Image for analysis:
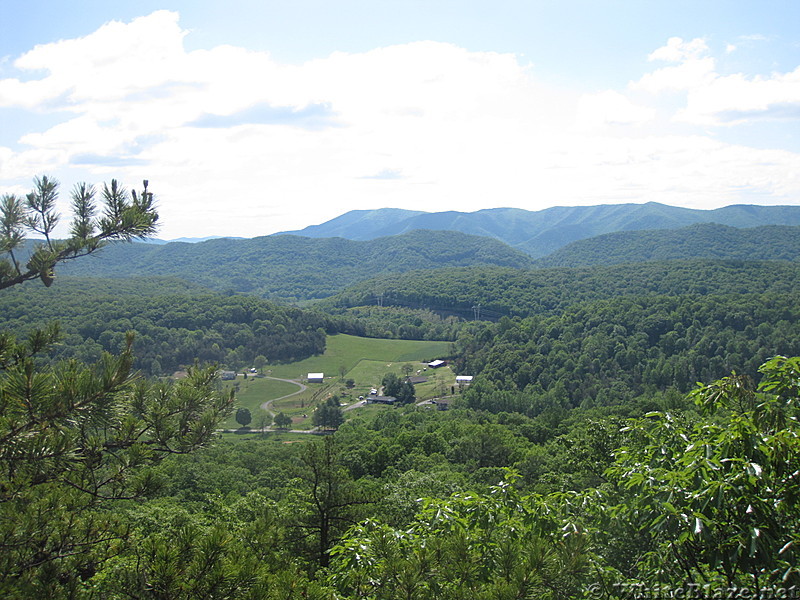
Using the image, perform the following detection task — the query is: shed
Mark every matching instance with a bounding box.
[428,360,446,369]
[307,373,324,383]
[455,376,473,385]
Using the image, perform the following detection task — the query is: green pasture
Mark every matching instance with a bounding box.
[262,334,451,380]
[223,334,454,430]
[413,365,457,401]
[221,376,302,429]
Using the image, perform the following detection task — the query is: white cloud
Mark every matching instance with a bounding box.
[574,90,655,130]
[648,37,710,62]
[631,36,800,127]
[678,66,800,125]
[632,38,716,93]
[0,15,798,238]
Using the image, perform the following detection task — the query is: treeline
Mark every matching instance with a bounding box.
[452,293,800,415]
[0,278,356,375]
[324,259,800,319]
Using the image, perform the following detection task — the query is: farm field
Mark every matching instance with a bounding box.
[224,334,454,430]
[262,334,451,379]
[220,377,300,429]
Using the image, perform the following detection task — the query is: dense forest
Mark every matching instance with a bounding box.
[452,293,800,413]
[536,223,800,267]
[0,278,358,375]
[2,179,800,598]
[323,259,800,319]
[55,229,534,301]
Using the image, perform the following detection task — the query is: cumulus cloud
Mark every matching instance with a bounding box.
[678,66,800,125]
[0,14,798,238]
[574,90,655,130]
[648,37,710,62]
[631,36,800,126]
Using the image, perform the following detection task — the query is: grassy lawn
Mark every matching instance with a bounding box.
[413,365,457,401]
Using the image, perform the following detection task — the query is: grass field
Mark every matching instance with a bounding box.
[223,334,454,430]
[263,334,451,379]
[220,376,300,429]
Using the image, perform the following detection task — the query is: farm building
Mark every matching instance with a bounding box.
[307,373,324,383]
[428,360,446,368]
[455,376,473,385]
[367,395,397,405]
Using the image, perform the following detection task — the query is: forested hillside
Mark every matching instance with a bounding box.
[55,229,533,301]
[4,178,800,597]
[323,259,800,319]
[537,223,800,267]
[452,293,800,413]
[0,278,356,375]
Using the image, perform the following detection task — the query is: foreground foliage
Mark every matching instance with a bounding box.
[0,177,234,597]
[326,356,800,598]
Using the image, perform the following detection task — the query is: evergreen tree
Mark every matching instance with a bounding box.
[0,176,233,596]
[1,176,158,290]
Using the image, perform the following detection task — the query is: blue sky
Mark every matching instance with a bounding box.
[1,1,799,238]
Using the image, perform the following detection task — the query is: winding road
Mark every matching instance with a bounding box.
[260,376,307,416]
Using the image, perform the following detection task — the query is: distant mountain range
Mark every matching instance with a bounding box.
[144,236,245,245]
[37,202,800,303]
[278,203,800,258]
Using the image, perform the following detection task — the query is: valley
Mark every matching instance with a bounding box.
[2,198,800,597]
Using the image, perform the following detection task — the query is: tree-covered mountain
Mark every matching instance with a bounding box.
[56,229,533,301]
[321,260,800,320]
[536,223,800,267]
[278,202,800,257]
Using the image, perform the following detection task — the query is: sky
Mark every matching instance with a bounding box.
[1,1,799,240]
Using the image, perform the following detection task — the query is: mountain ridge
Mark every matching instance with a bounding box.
[277,202,800,257]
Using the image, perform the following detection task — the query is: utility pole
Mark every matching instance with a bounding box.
[472,303,481,321]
